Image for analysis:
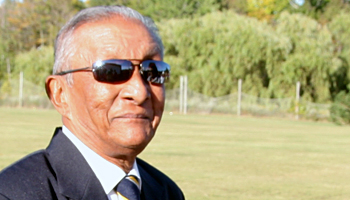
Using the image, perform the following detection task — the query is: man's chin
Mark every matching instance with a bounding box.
[108,127,154,146]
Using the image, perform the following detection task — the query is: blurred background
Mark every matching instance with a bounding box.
[2,1,350,199]
[1,0,350,124]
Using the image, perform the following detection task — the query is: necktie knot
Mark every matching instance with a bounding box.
[115,175,141,200]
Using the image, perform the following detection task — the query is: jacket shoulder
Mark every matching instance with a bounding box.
[0,150,57,199]
[137,158,185,200]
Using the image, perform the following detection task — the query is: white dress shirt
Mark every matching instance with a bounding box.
[62,126,142,200]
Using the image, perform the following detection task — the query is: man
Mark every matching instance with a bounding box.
[0,6,184,200]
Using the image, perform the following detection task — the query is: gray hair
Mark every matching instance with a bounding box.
[53,6,164,84]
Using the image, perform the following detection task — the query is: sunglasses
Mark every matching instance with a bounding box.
[55,59,170,84]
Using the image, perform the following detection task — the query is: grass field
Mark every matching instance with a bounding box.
[1,107,350,199]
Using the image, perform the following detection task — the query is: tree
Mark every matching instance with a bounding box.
[88,0,221,21]
[160,10,291,97]
[0,0,17,81]
[275,12,340,102]
[222,0,248,14]
[246,0,289,20]
[328,12,350,98]
[88,0,124,7]
[0,0,83,84]
[12,46,54,86]
[330,91,350,125]
[0,46,53,102]
[2,0,84,52]
[288,0,350,24]
[309,0,330,12]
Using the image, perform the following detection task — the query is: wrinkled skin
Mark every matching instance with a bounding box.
[46,16,165,172]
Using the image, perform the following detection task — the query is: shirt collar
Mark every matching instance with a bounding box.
[62,126,142,194]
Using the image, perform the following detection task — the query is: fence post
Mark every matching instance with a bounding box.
[179,76,184,113]
[295,81,300,120]
[179,75,188,114]
[184,75,187,115]
[237,79,242,116]
[19,71,23,107]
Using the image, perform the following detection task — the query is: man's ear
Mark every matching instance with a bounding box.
[45,75,71,118]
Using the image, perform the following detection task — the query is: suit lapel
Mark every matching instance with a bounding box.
[138,161,165,200]
[46,128,108,200]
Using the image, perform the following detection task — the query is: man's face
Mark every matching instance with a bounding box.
[64,16,165,161]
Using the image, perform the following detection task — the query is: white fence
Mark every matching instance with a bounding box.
[0,77,330,120]
[0,77,52,108]
[165,88,330,120]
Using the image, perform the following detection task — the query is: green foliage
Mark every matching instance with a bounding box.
[2,0,82,51]
[160,10,346,103]
[88,0,221,21]
[13,46,54,86]
[160,10,291,97]
[1,0,350,111]
[309,0,330,12]
[0,1,17,80]
[330,91,350,125]
[246,0,289,20]
[288,0,350,23]
[223,0,247,14]
[328,12,350,94]
[275,11,339,102]
[87,0,118,6]
[315,0,349,23]
[0,40,8,81]
[0,0,81,82]
[0,45,53,104]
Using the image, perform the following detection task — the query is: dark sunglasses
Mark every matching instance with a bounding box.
[55,59,170,84]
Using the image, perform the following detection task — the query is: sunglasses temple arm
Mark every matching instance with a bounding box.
[55,67,91,75]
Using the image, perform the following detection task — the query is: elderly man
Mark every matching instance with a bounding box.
[0,6,184,200]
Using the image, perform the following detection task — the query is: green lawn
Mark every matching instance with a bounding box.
[1,107,350,199]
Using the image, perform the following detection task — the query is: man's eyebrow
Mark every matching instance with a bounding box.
[97,44,161,60]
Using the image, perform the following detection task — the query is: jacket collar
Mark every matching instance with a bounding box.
[46,128,108,200]
[138,158,166,200]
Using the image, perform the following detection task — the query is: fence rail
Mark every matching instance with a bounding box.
[0,78,330,120]
[165,88,330,120]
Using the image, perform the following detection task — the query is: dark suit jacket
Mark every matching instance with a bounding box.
[0,128,184,200]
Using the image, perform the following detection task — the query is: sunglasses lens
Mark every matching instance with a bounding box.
[141,60,170,84]
[91,59,170,84]
[92,60,133,83]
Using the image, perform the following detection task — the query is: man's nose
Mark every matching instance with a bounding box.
[119,68,151,105]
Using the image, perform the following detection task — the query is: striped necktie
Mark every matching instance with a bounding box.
[115,175,141,200]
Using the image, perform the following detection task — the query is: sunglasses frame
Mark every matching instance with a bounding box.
[55,59,170,84]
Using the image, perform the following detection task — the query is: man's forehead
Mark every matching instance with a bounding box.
[74,16,148,41]
[73,16,161,60]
